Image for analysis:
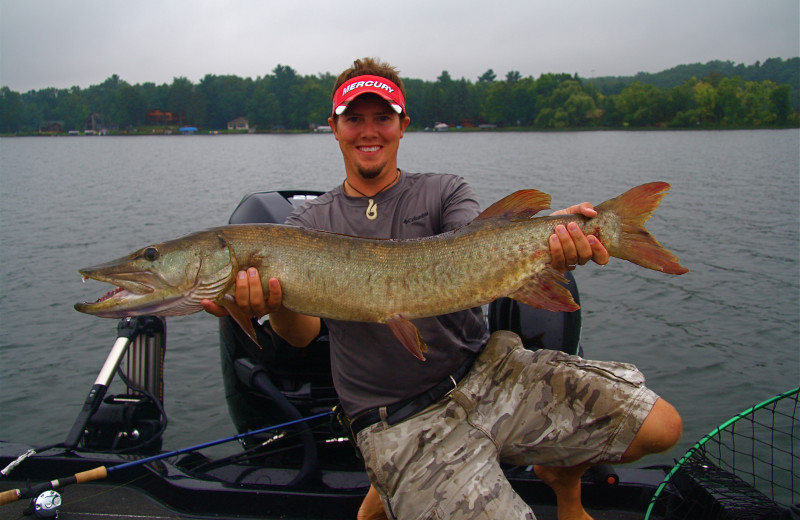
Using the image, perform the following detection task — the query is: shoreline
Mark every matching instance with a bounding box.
[3,124,798,138]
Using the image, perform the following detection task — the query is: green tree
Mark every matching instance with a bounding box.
[139,82,170,113]
[87,75,126,127]
[741,80,775,125]
[168,77,204,126]
[198,74,254,129]
[769,83,792,124]
[667,77,698,127]
[509,77,537,125]
[506,70,521,83]
[478,69,496,83]
[270,64,302,129]
[715,76,743,125]
[616,82,667,126]
[482,80,512,125]
[0,87,22,133]
[299,78,330,127]
[54,87,90,130]
[118,85,147,127]
[421,81,446,126]
[534,79,597,127]
[247,81,281,130]
[451,78,473,124]
[693,81,718,124]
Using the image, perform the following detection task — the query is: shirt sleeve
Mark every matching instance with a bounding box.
[440,175,481,232]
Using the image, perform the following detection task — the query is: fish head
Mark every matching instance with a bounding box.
[75,230,235,317]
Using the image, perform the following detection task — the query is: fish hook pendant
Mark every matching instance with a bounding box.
[366,199,378,220]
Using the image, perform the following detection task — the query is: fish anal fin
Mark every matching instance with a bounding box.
[508,267,580,312]
[385,317,428,361]
[476,189,552,221]
[220,295,263,349]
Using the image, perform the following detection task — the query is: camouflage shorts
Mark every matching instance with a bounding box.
[356,330,659,520]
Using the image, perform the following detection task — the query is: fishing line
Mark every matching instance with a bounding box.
[0,410,333,506]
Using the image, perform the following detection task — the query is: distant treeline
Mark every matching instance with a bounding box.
[1,58,797,134]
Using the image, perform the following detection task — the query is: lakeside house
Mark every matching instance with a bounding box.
[227,117,250,131]
[38,121,64,133]
[146,109,180,126]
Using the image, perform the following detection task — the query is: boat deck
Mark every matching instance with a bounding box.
[0,479,647,520]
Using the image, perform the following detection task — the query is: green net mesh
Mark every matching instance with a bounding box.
[646,387,799,520]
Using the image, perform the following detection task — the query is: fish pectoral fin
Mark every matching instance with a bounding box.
[220,296,263,349]
[508,267,580,312]
[385,317,428,361]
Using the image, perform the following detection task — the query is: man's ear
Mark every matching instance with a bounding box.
[399,115,410,138]
[328,116,338,140]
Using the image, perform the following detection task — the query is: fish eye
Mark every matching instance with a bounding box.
[143,247,160,261]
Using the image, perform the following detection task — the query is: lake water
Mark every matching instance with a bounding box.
[0,130,798,469]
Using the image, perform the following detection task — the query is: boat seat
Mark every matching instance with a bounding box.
[228,190,324,226]
[488,273,582,356]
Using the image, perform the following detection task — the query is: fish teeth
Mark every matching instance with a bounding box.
[95,287,124,303]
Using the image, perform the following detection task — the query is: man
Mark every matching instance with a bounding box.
[204,58,681,520]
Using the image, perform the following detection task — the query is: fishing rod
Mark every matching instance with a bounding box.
[0,410,333,506]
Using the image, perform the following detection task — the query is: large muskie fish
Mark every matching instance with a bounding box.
[76,182,688,360]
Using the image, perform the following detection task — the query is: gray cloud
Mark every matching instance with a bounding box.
[1,0,797,92]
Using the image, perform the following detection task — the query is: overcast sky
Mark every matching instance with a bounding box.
[1,0,797,92]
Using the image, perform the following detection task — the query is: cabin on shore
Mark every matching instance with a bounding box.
[227,117,250,131]
[146,110,180,126]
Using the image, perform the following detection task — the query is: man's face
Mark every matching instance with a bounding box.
[329,94,410,180]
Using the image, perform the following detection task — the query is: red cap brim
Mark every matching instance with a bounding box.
[332,75,405,116]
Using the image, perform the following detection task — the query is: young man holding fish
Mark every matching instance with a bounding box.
[203,58,682,520]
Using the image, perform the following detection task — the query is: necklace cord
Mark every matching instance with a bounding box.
[343,169,400,198]
[343,170,400,221]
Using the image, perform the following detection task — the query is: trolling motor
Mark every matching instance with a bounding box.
[63,316,167,453]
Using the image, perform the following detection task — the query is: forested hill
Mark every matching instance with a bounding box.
[587,57,799,97]
[1,57,798,134]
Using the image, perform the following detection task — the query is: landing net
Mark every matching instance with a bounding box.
[645,387,799,519]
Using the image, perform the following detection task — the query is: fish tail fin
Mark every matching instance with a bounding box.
[597,182,688,275]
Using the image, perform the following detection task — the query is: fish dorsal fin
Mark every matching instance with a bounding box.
[476,189,552,221]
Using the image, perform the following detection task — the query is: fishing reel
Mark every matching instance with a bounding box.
[24,490,61,518]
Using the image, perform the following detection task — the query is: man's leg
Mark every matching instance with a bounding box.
[357,485,388,520]
[534,398,683,520]
[619,398,683,462]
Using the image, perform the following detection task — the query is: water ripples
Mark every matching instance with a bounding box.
[1,130,797,461]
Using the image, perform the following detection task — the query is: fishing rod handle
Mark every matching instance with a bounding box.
[0,466,108,506]
[0,488,20,505]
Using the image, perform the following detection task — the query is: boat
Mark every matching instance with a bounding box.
[1,191,795,519]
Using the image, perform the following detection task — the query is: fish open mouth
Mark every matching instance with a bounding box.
[75,271,160,316]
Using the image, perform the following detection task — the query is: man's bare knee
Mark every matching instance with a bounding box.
[622,398,682,462]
